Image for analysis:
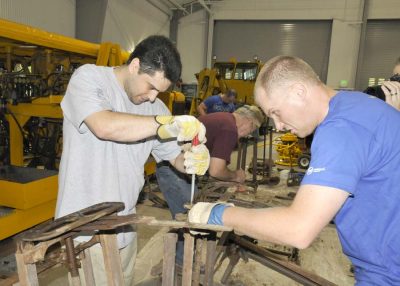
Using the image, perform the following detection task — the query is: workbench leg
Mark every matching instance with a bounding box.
[15,252,39,286]
[65,237,81,286]
[99,233,125,286]
[80,249,96,286]
[204,239,216,286]
[162,233,178,286]
[192,238,203,286]
[182,233,195,286]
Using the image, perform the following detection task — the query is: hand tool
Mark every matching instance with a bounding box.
[190,135,199,204]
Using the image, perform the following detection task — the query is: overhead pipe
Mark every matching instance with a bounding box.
[355,0,370,89]
[166,0,189,15]
[146,0,172,17]
[198,0,212,14]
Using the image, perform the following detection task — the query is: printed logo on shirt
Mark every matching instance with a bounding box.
[306,166,326,175]
[213,104,233,112]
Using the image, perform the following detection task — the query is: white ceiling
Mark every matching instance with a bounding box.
[147,0,224,17]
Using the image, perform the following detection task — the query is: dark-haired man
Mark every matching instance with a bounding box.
[197,88,237,115]
[55,35,209,285]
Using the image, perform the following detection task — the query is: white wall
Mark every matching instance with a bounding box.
[0,0,170,53]
[101,0,170,52]
[176,0,400,89]
[0,0,76,37]
[177,10,208,84]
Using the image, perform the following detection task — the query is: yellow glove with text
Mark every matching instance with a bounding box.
[183,144,210,175]
[155,115,206,142]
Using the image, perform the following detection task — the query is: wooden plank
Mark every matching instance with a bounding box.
[203,239,216,286]
[80,249,95,286]
[76,215,232,233]
[99,234,125,286]
[182,233,195,286]
[192,238,203,286]
[64,237,80,286]
[15,252,38,286]
[162,233,177,286]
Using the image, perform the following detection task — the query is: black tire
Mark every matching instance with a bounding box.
[298,154,311,169]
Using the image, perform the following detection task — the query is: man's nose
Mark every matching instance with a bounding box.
[274,120,285,131]
[148,90,159,102]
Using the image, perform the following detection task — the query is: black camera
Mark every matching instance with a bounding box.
[364,74,400,101]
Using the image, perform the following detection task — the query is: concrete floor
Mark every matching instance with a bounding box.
[0,134,355,285]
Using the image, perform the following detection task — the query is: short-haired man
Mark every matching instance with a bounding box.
[189,56,400,285]
[55,35,209,285]
[197,88,237,115]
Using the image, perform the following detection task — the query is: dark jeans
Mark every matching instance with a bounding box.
[156,163,199,266]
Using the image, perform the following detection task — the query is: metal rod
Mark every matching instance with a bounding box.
[268,127,273,179]
[65,237,79,279]
[252,136,257,184]
[231,235,337,286]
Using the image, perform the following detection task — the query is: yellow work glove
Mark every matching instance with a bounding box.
[183,144,210,175]
[155,115,206,142]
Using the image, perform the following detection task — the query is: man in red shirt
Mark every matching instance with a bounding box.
[155,105,264,267]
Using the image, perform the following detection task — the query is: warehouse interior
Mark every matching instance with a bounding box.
[0,0,399,285]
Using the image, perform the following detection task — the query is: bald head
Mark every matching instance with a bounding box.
[254,56,321,103]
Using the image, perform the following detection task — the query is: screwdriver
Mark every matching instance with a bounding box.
[190,135,199,205]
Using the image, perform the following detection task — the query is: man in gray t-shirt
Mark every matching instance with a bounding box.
[56,35,209,285]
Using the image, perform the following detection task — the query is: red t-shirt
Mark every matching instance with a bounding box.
[198,112,238,163]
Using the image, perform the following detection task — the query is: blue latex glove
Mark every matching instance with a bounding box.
[207,204,232,225]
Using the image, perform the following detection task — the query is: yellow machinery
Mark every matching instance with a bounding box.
[190,59,263,115]
[0,19,181,240]
[158,91,186,116]
[272,133,303,167]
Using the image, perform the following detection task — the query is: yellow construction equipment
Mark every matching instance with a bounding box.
[190,59,262,115]
[272,133,303,167]
[0,18,182,240]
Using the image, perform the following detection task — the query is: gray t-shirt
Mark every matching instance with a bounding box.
[56,64,181,248]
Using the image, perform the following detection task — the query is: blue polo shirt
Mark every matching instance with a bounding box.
[203,95,235,113]
[301,91,400,285]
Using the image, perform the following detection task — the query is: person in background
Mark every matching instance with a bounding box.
[197,88,237,115]
[189,55,400,285]
[55,35,209,285]
[381,57,400,110]
[155,105,264,268]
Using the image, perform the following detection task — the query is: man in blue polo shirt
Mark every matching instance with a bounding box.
[188,55,400,285]
[197,88,237,115]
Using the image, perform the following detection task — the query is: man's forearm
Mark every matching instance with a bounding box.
[222,185,349,249]
[223,206,314,249]
[211,168,240,182]
[85,110,159,142]
[197,104,207,116]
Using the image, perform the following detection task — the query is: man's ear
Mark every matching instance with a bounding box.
[128,58,140,75]
[290,82,307,102]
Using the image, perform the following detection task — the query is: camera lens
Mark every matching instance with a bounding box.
[364,85,386,101]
